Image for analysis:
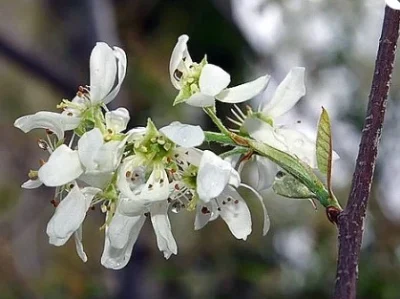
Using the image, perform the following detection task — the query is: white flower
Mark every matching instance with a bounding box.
[170,34,270,107]
[102,184,178,269]
[244,67,321,167]
[38,108,130,188]
[116,120,205,205]
[62,42,127,118]
[46,184,101,262]
[194,150,270,240]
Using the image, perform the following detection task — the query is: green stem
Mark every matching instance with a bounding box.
[203,105,342,210]
[219,147,249,159]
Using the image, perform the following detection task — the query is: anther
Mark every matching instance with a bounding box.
[201,207,210,214]
[234,200,239,204]
[39,159,46,166]
[45,129,53,135]
[37,139,48,150]
[227,197,232,202]
[50,199,59,207]
[148,184,153,189]
[144,212,150,217]
[125,171,132,178]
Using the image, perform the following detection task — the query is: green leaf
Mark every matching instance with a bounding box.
[272,171,317,199]
[316,107,333,193]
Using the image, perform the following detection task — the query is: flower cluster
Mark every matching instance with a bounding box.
[14,35,340,269]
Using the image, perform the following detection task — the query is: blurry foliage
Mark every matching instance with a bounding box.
[1,0,400,298]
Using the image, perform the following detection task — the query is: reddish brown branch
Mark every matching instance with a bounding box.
[333,7,400,299]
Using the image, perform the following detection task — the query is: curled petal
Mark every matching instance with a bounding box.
[90,42,117,104]
[94,138,127,172]
[101,215,146,270]
[74,227,87,262]
[169,34,192,89]
[103,47,127,104]
[240,183,270,236]
[108,212,145,249]
[185,93,215,107]
[39,145,83,187]
[194,201,213,230]
[138,167,169,202]
[46,185,87,246]
[150,201,177,259]
[160,122,205,148]
[197,150,233,202]
[216,74,270,104]
[262,67,306,118]
[78,128,103,170]
[240,156,277,191]
[199,64,230,96]
[14,111,80,140]
[105,108,130,133]
[217,186,252,240]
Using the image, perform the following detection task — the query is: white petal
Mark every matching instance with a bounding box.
[217,186,251,240]
[197,150,233,202]
[386,0,400,10]
[150,201,177,259]
[194,201,213,230]
[262,67,306,118]
[105,108,130,133]
[169,34,192,89]
[240,183,270,235]
[101,215,146,270]
[74,227,87,262]
[275,128,317,168]
[228,168,241,188]
[185,92,215,107]
[240,156,277,191]
[118,196,147,217]
[108,212,145,249]
[244,118,287,152]
[199,64,231,96]
[94,139,126,172]
[138,168,170,202]
[14,111,79,140]
[102,47,127,104]
[39,145,84,187]
[117,157,141,200]
[90,42,117,104]
[174,147,203,166]
[216,74,270,104]
[21,179,42,189]
[78,128,103,170]
[126,127,147,143]
[46,184,87,246]
[78,172,113,189]
[160,122,205,147]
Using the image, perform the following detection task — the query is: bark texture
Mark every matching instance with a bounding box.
[333,7,400,299]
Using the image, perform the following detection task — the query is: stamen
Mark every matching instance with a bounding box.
[231,108,244,123]
[227,117,242,127]
[125,171,132,178]
[234,104,246,120]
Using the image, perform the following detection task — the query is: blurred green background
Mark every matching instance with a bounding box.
[1,0,400,298]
